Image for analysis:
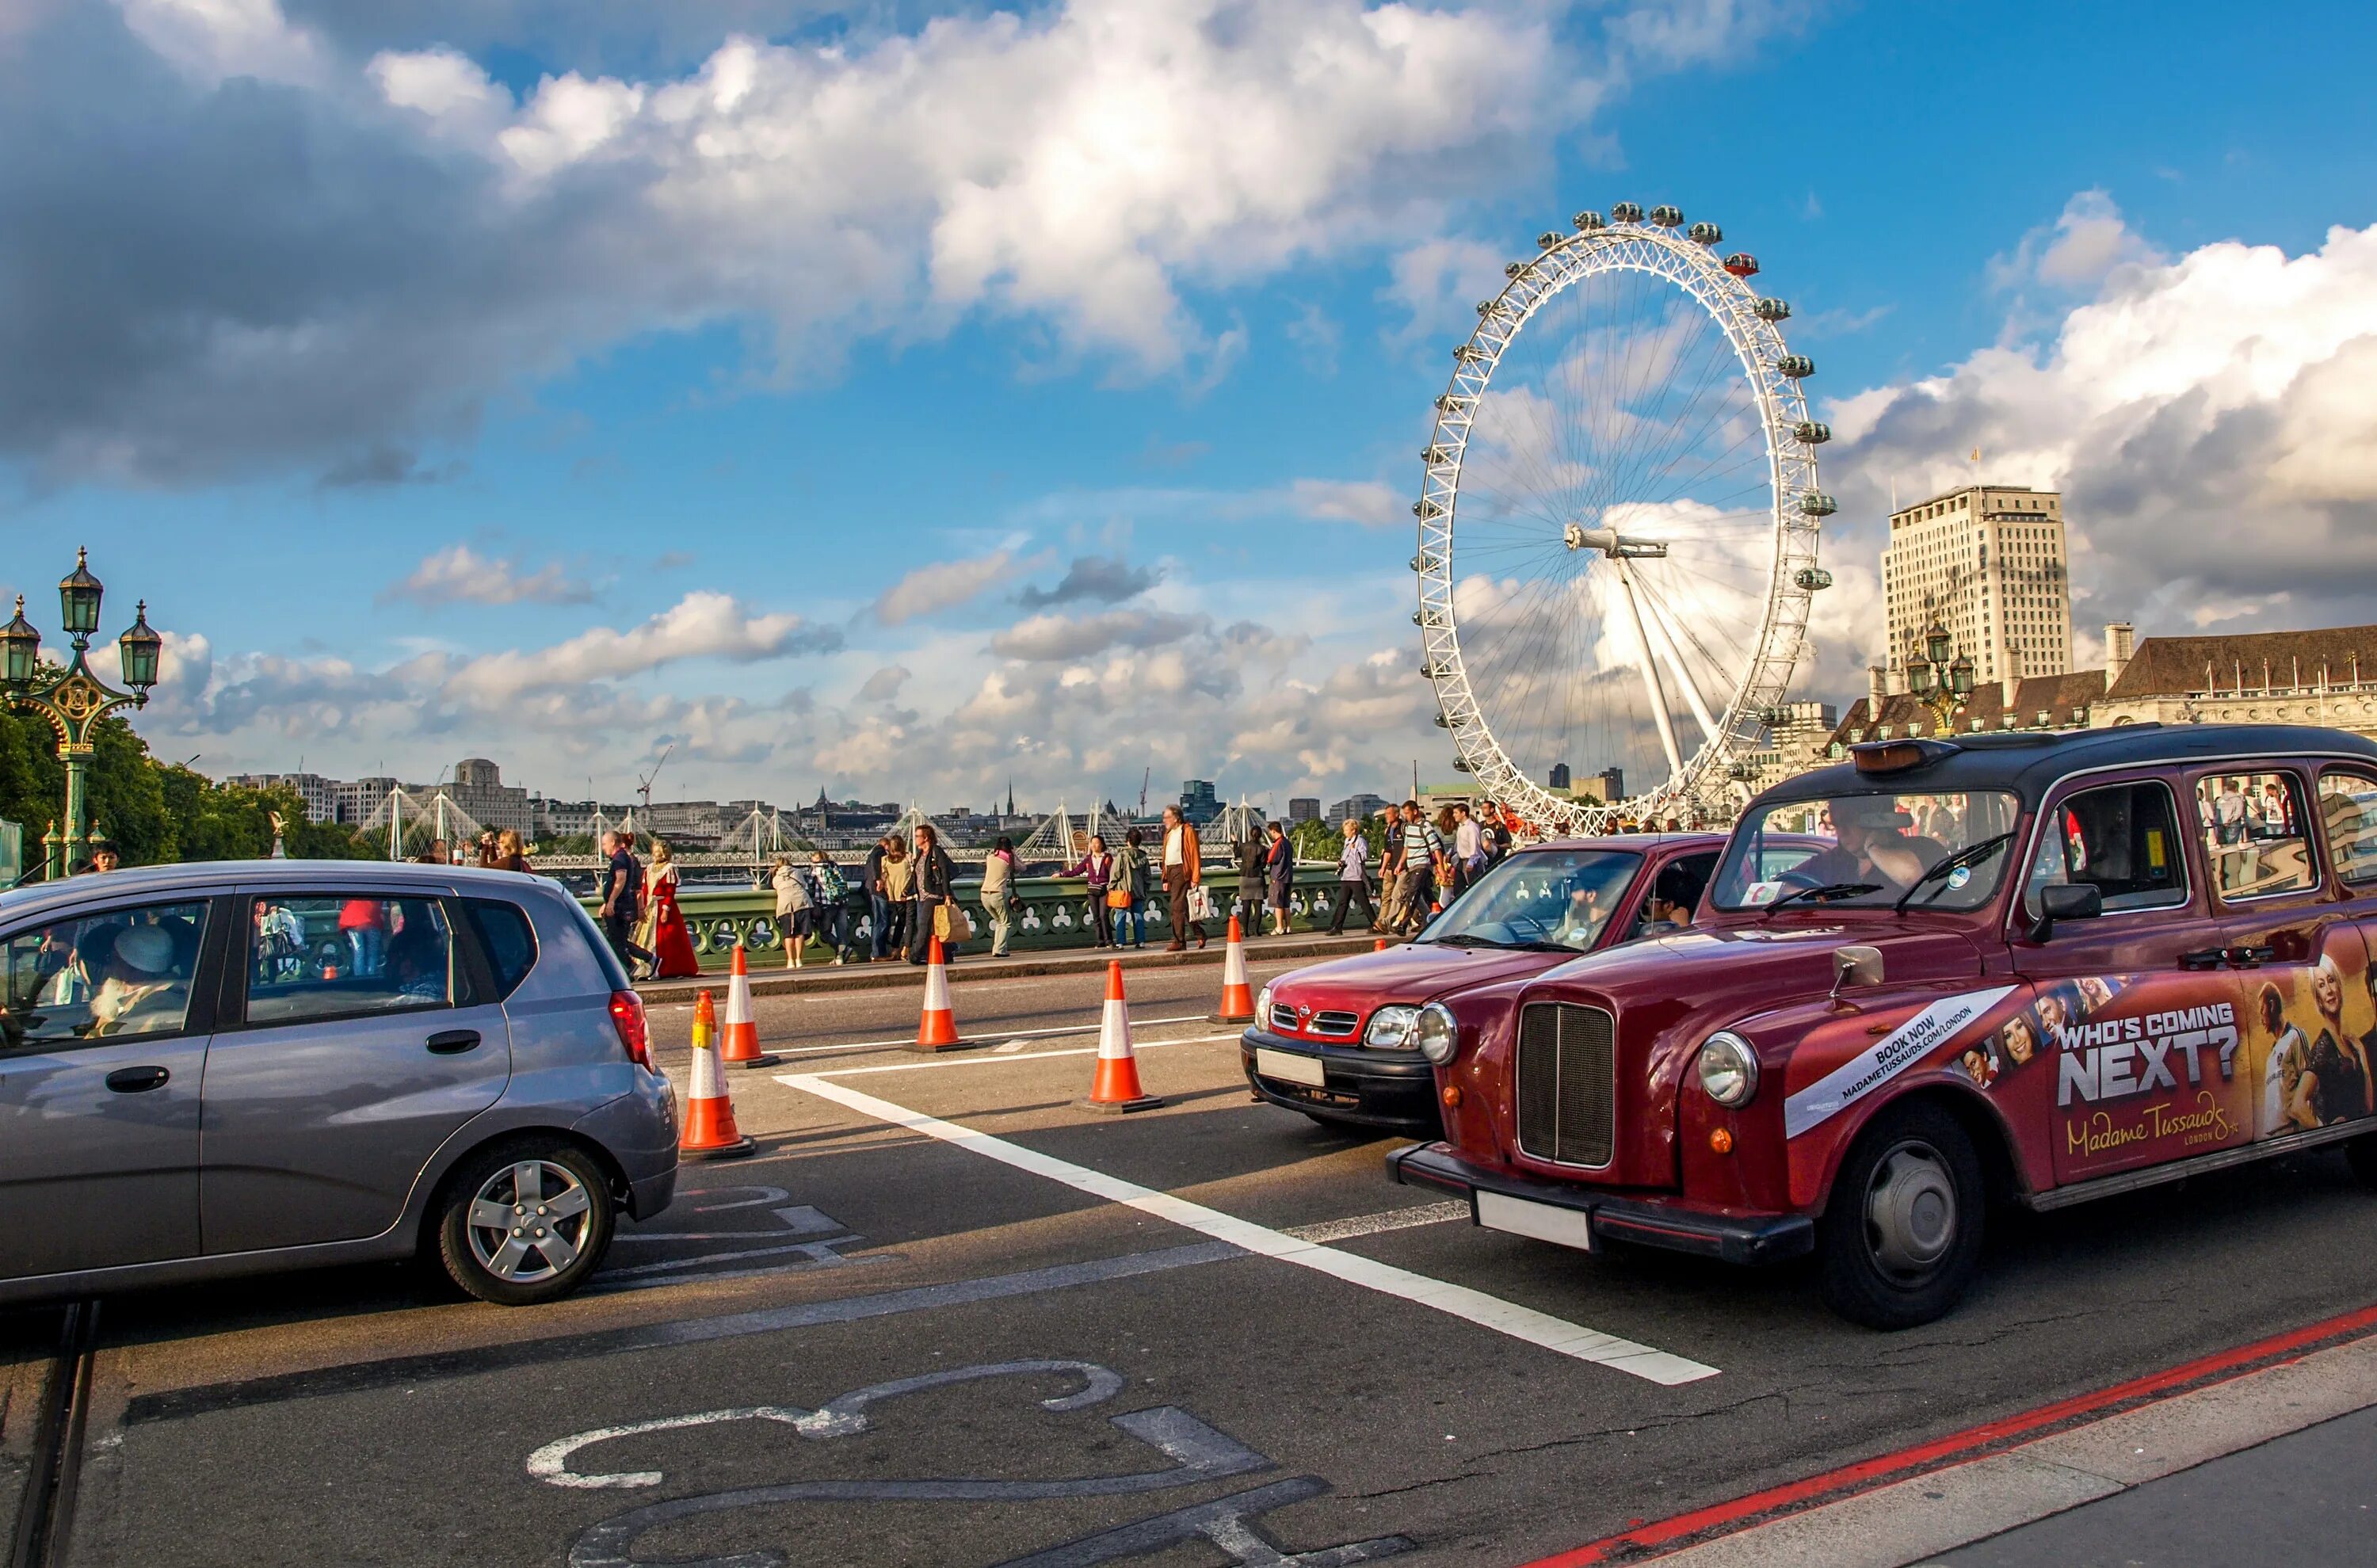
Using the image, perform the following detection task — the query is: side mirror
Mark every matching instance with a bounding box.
[1829,944,1884,1004]
[2028,882,2103,942]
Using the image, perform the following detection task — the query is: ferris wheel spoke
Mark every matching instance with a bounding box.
[1597,317,1737,516]
[1635,578,1726,742]
[1609,559,1684,784]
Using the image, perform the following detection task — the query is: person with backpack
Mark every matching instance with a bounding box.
[770,853,813,969]
[808,850,850,964]
[1115,828,1151,949]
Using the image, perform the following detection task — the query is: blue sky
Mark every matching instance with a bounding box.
[6,0,2376,813]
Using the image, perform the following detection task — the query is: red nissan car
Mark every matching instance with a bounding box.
[1241,834,1818,1135]
[1391,725,2377,1329]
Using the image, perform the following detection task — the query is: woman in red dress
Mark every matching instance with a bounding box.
[643,841,702,979]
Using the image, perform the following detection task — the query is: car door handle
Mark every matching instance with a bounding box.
[105,1066,170,1093]
[425,1029,483,1055]
[2178,948,2227,971]
[2225,944,2276,967]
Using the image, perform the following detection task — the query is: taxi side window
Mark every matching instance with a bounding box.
[1637,853,1715,934]
[0,901,212,1052]
[2027,781,2188,914]
[2317,769,2377,885]
[2195,772,2315,900]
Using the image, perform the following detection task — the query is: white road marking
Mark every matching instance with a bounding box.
[779,1074,1719,1387]
[1282,1202,1471,1244]
[811,1032,1240,1076]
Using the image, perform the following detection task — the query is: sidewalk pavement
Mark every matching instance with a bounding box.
[1929,1402,2377,1566]
[633,930,1388,1002]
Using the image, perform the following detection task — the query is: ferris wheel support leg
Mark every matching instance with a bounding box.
[1640,583,1723,742]
[1614,559,1685,787]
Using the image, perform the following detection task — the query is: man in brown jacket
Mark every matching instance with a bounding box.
[1161,804,1207,951]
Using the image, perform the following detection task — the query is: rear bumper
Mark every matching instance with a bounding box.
[1387,1142,1814,1267]
[1239,1029,1440,1135]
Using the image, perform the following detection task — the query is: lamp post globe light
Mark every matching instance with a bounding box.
[1902,621,1974,732]
[0,548,163,878]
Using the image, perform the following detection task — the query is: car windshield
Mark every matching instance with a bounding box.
[1711,790,2023,911]
[1423,849,1643,952]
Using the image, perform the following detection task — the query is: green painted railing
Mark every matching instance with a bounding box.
[584,867,1356,969]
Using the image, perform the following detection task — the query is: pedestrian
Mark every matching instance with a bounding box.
[88,845,121,873]
[597,830,652,977]
[475,829,500,868]
[770,853,813,969]
[982,836,1018,958]
[1116,828,1150,948]
[1234,830,1265,929]
[643,841,700,979]
[863,835,893,961]
[880,834,914,958]
[1069,834,1116,948]
[1325,816,1375,934]
[416,837,450,866]
[809,850,850,963]
[1375,807,1409,933]
[1161,805,1206,952]
[1452,803,1484,898]
[338,894,386,976]
[491,829,532,873]
[907,823,959,964]
[1262,820,1294,936]
[1398,801,1447,934]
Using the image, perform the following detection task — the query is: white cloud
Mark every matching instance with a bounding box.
[989,608,1205,662]
[1988,189,2165,294]
[438,590,839,703]
[873,549,1028,625]
[1815,202,2377,691]
[1285,477,1406,527]
[6,0,1798,484]
[383,543,596,607]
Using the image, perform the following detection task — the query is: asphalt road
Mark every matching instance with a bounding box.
[10,952,2377,1567]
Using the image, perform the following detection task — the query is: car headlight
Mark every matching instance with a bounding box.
[1257,984,1273,1021]
[1415,1003,1459,1065]
[1365,1005,1418,1049]
[1697,1030,1760,1108]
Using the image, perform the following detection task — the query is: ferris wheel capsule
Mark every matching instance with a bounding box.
[1724,254,1761,277]
[1795,567,1835,590]
[1800,492,1838,517]
[1573,210,1606,231]
[1648,205,1684,227]
[1688,221,1723,245]
[1537,231,1565,250]
[1609,200,1643,223]
[1794,420,1833,444]
[1776,354,1815,378]
[1753,297,1791,321]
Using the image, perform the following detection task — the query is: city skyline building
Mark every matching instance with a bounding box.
[1881,483,2072,688]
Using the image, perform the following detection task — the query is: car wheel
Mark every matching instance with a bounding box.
[2347,1133,2377,1190]
[436,1139,616,1307]
[1816,1102,1983,1330]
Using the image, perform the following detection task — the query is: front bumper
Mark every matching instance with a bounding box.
[1239,1029,1440,1135]
[1387,1142,1814,1266]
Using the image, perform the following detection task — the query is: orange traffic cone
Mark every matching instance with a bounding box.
[680,992,755,1161]
[1375,937,1389,952]
[913,935,967,1052]
[1082,960,1162,1114]
[1209,915,1257,1024]
[719,944,778,1069]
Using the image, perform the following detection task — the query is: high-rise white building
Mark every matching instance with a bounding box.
[1881,484,2072,686]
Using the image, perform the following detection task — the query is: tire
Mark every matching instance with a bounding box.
[1816,1102,1984,1330]
[2348,1133,2377,1190]
[435,1138,616,1307]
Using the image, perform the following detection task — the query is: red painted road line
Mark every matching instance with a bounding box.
[1524,1299,2377,1566]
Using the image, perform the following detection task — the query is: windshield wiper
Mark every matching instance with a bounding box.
[1892,832,2016,913]
[1425,932,1499,948]
[1763,880,1883,914]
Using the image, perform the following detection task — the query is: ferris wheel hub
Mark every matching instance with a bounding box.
[1563,523,1669,559]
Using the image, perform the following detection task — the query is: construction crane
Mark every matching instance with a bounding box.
[637,743,673,812]
[1138,767,1150,818]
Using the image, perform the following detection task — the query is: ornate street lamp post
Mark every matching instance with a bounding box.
[1902,621,1974,734]
[1,548,162,878]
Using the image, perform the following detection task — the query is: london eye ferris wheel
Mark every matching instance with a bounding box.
[1414,203,1835,833]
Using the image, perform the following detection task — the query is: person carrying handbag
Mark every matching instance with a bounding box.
[1115,829,1150,949]
[906,824,962,965]
[1160,805,1206,952]
[1069,834,1117,948]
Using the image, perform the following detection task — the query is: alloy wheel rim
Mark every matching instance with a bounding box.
[1863,1139,1956,1282]
[466,1160,594,1284]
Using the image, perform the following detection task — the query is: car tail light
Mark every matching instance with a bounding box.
[609,990,654,1071]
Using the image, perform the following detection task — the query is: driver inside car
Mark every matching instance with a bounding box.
[86,924,189,1037]
[1548,885,1605,948]
[1794,796,1940,893]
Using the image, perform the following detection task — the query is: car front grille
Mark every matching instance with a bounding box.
[1269,1003,1299,1032]
[1309,1009,1360,1038]
[1269,1003,1363,1039]
[1513,1001,1616,1169]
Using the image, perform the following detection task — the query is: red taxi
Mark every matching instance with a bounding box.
[1242,834,1817,1135]
[1391,725,2377,1328]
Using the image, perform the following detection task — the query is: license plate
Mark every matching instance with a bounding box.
[1254,1047,1327,1088]
[1476,1192,1594,1253]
